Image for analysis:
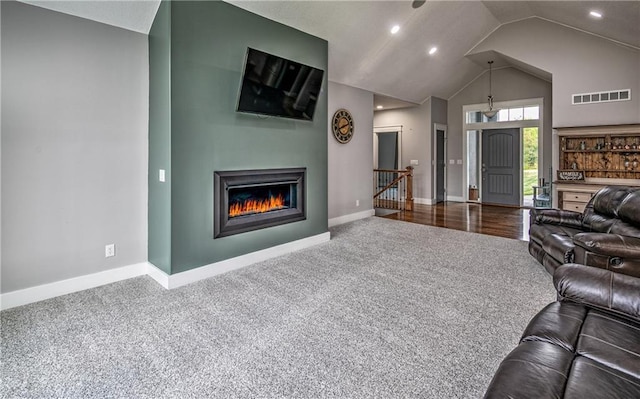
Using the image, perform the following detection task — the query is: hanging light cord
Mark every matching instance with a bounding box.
[488,61,494,110]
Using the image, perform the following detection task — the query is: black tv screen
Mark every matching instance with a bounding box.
[236,48,324,121]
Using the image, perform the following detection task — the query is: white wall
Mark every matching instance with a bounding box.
[447,67,552,197]
[468,17,640,127]
[327,82,374,223]
[1,2,149,293]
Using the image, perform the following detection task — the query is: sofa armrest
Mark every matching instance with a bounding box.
[530,208,583,228]
[573,233,640,259]
[553,264,640,322]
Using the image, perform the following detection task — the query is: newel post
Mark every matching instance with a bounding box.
[405,166,414,211]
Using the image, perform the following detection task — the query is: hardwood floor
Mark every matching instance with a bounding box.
[378,202,531,241]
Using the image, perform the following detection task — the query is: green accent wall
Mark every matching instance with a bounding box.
[148,0,172,274]
[149,1,329,275]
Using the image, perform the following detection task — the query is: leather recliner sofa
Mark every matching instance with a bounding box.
[484,263,640,398]
[528,185,640,277]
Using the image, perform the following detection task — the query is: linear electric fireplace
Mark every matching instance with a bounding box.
[214,168,306,238]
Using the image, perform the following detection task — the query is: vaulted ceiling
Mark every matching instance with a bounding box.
[21,1,640,109]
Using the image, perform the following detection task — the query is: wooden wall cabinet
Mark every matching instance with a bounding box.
[560,134,640,179]
[555,124,640,212]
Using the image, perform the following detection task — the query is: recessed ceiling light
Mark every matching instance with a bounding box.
[589,10,603,18]
[429,47,438,55]
[377,105,384,109]
[390,25,400,34]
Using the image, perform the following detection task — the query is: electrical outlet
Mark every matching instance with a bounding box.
[105,244,115,258]
[356,199,360,207]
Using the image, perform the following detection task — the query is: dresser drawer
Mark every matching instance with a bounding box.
[562,191,592,203]
[563,201,587,213]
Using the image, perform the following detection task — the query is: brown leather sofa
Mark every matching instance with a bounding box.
[529,185,640,277]
[484,263,640,398]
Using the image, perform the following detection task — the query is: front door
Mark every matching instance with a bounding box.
[481,128,520,206]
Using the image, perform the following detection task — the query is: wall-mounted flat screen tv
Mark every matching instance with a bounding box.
[236,48,324,121]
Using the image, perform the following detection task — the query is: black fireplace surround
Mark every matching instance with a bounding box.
[214,168,306,238]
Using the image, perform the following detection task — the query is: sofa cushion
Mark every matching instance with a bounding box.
[529,223,583,246]
[583,186,639,232]
[542,234,576,264]
[618,190,640,226]
[520,302,586,352]
[483,341,574,399]
[563,356,640,399]
[577,310,640,380]
[609,219,640,237]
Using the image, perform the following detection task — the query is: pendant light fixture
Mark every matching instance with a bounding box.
[483,61,499,119]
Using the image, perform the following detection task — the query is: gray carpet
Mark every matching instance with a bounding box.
[1,217,555,398]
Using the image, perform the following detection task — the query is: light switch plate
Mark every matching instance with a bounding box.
[159,169,166,182]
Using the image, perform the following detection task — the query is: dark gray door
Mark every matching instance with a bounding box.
[435,128,446,203]
[377,132,398,169]
[481,128,520,206]
[377,132,398,189]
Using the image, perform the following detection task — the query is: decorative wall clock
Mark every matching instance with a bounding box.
[332,109,354,144]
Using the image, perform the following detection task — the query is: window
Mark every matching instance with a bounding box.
[465,105,540,124]
[523,106,539,120]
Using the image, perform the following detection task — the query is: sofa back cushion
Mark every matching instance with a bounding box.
[582,186,640,233]
[618,190,640,226]
[609,191,640,237]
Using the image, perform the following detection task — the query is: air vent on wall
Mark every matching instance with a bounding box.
[572,89,631,105]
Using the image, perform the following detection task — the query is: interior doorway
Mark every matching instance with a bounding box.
[373,128,402,202]
[481,128,521,206]
[376,132,399,170]
[373,127,402,170]
[433,124,447,203]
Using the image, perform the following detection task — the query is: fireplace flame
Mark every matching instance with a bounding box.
[229,193,286,217]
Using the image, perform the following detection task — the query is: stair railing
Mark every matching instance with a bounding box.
[373,166,414,211]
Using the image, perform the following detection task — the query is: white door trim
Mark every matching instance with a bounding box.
[373,125,403,169]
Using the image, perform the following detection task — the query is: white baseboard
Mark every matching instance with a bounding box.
[0,262,148,311]
[1,232,331,310]
[414,197,434,205]
[328,209,374,228]
[446,195,465,202]
[147,231,331,289]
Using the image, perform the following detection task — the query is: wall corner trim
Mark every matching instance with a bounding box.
[328,209,375,228]
[0,262,149,311]
[146,262,170,289]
